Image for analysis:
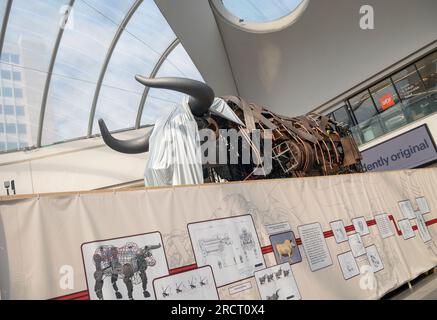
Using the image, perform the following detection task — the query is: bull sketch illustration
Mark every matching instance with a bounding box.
[92,242,161,300]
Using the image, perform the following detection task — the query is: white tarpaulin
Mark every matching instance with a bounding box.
[144,96,203,187]
[144,97,244,187]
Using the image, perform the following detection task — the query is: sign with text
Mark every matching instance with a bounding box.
[379,93,396,110]
[361,125,437,172]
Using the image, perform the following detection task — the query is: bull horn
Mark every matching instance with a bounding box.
[145,244,162,251]
[98,119,152,154]
[135,76,215,117]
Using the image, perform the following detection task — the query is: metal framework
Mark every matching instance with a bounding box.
[87,0,144,137]
[0,0,13,61]
[0,0,189,153]
[36,0,76,148]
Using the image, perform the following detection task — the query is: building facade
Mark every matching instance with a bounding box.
[0,49,32,152]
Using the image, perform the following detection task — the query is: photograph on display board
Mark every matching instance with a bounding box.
[352,216,370,236]
[153,266,219,300]
[398,200,415,220]
[374,213,395,239]
[254,263,301,300]
[337,251,360,280]
[398,219,416,240]
[188,215,265,287]
[270,231,302,265]
[81,232,169,300]
[416,196,431,214]
[348,233,366,258]
[330,220,348,243]
[366,245,384,273]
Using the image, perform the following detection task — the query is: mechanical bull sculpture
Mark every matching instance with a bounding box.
[99,76,362,186]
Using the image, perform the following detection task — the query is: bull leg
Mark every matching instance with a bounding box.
[112,274,122,299]
[93,254,104,300]
[123,264,134,300]
[94,270,104,300]
[123,277,134,300]
[140,270,150,298]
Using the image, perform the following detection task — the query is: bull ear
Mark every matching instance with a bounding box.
[99,119,152,154]
[135,76,215,117]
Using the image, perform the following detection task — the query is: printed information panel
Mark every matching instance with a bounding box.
[298,223,332,272]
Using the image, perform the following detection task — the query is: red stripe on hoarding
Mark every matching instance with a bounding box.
[426,218,437,226]
[52,291,88,300]
[367,219,377,226]
[345,225,355,232]
[389,215,402,236]
[169,263,198,275]
[261,245,273,254]
[323,230,334,238]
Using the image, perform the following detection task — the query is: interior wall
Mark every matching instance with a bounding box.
[159,0,437,116]
[216,0,437,116]
[0,129,150,195]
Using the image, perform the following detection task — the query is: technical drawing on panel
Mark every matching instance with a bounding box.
[188,215,265,287]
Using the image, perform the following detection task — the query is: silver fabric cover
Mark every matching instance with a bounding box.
[144,96,203,187]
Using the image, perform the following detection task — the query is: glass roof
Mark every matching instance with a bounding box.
[221,0,305,23]
[0,0,203,153]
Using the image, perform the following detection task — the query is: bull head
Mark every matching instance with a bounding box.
[98,76,215,154]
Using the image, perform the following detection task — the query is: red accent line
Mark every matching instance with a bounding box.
[345,225,355,232]
[169,263,197,275]
[52,291,88,300]
[73,295,90,301]
[389,215,402,236]
[262,245,273,254]
[323,230,334,238]
[367,219,377,226]
[426,218,437,226]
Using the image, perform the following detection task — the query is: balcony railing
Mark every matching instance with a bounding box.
[351,94,437,146]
